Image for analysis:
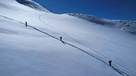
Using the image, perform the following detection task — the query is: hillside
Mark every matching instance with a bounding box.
[0,0,136,76]
[68,13,136,34]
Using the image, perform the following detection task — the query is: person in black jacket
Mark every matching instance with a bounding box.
[109,60,112,66]
[25,22,27,27]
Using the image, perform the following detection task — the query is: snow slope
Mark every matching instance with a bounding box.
[0,0,136,76]
[68,13,136,34]
[16,0,52,12]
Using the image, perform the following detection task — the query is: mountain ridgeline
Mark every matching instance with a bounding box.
[16,0,52,12]
[68,13,136,34]
[0,0,136,76]
[15,0,136,34]
[1,0,135,34]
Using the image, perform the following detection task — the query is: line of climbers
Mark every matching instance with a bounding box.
[25,21,112,66]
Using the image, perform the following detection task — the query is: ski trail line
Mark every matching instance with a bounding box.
[39,14,136,76]
[39,14,112,61]
[0,15,135,76]
[39,14,88,47]
[27,25,135,76]
[39,14,53,28]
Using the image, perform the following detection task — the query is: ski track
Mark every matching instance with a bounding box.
[28,25,136,76]
[0,15,136,76]
[39,14,136,76]
[39,14,112,61]
[39,14,85,45]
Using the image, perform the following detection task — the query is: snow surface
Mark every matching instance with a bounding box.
[0,0,136,76]
[68,13,136,33]
[16,0,52,12]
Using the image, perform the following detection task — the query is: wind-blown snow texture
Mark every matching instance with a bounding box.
[0,0,136,76]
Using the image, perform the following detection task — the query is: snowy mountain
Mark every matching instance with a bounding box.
[68,13,115,25]
[68,13,136,34]
[0,0,136,76]
[16,0,52,12]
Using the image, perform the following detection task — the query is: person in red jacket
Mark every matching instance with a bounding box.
[60,36,62,41]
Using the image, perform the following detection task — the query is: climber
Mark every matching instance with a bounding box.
[60,36,62,41]
[25,22,27,27]
[109,60,112,66]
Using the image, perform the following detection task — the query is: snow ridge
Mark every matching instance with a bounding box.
[117,20,136,34]
[1,0,136,76]
[68,13,136,34]
[68,13,115,25]
[16,0,52,12]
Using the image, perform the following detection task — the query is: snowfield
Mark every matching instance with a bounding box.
[0,0,136,76]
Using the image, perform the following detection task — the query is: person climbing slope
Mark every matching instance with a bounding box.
[25,22,27,27]
[109,60,112,66]
[60,36,62,41]
[60,36,65,44]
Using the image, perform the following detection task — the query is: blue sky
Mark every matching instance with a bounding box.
[32,0,136,21]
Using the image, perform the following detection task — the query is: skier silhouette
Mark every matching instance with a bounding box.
[109,60,112,66]
[25,22,27,27]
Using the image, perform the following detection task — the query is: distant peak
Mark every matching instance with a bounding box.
[68,13,115,25]
[16,0,52,12]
